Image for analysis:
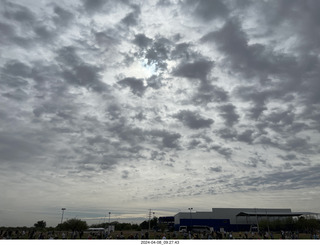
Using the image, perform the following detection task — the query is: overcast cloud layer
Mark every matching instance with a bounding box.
[1,0,320,227]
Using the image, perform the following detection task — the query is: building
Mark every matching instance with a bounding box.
[174,208,311,232]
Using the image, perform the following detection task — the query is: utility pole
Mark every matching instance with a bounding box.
[148,209,152,232]
[255,208,260,233]
[266,210,270,235]
[61,208,66,224]
[188,208,193,229]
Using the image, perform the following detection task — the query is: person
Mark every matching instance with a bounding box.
[183,232,187,239]
[162,234,166,239]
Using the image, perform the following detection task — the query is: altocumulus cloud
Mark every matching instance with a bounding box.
[0,0,320,227]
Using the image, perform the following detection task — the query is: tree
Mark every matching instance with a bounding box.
[34,220,46,229]
[139,217,158,230]
[56,218,88,231]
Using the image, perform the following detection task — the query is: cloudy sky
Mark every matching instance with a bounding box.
[1,0,320,227]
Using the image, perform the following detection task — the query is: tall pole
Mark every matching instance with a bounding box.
[108,212,111,233]
[188,208,193,228]
[266,210,270,235]
[148,209,152,232]
[61,208,66,224]
[255,208,260,233]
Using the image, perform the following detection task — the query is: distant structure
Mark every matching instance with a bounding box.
[158,216,175,231]
[173,208,314,232]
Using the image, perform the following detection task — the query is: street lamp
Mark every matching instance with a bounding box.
[61,208,66,224]
[188,208,193,228]
[107,212,111,233]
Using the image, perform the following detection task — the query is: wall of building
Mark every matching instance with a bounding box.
[174,208,293,232]
[211,208,292,224]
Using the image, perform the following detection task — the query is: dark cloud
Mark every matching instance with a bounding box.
[0,130,46,163]
[145,37,171,71]
[201,19,248,59]
[0,21,31,48]
[254,0,320,53]
[94,30,120,49]
[282,137,313,154]
[216,128,237,141]
[173,110,213,129]
[53,6,74,26]
[34,25,55,40]
[182,0,229,21]
[133,33,153,49]
[82,0,107,13]
[121,4,141,27]
[156,0,172,7]
[106,104,123,120]
[56,47,108,92]
[118,77,146,97]
[192,84,229,105]
[0,2,70,47]
[278,154,298,161]
[146,75,163,90]
[87,135,110,145]
[201,19,299,80]
[62,65,107,92]
[2,1,35,24]
[210,145,232,159]
[237,165,320,191]
[0,21,15,41]
[218,103,239,127]
[172,58,229,105]
[2,60,32,78]
[187,139,201,150]
[2,88,28,101]
[133,111,146,121]
[233,85,281,119]
[148,129,181,149]
[266,110,294,125]
[150,150,166,161]
[172,59,214,82]
[171,42,195,60]
[237,129,255,144]
[209,166,222,172]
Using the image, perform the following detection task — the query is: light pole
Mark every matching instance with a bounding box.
[148,209,151,232]
[61,208,66,224]
[188,208,193,228]
[266,210,270,235]
[108,212,111,233]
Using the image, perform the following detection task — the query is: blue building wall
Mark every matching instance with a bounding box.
[175,218,251,232]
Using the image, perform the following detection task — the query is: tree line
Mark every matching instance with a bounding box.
[259,217,320,233]
[1,217,160,232]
